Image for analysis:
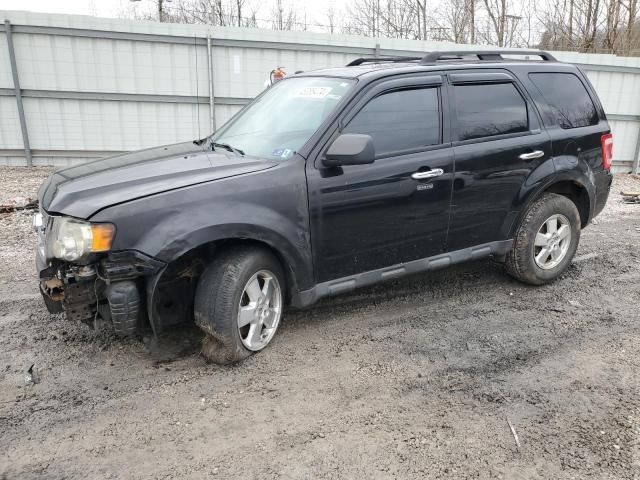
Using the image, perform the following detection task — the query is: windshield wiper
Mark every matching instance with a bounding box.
[211,141,244,156]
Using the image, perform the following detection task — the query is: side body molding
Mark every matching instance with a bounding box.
[294,240,513,307]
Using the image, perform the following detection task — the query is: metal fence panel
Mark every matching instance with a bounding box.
[21,97,210,151]
[0,96,21,148]
[608,119,640,172]
[12,34,210,96]
[583,70,640,116]
[0,31,13,87]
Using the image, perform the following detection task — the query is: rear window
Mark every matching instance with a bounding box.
[529,73,599,129]
[453,83,528,141]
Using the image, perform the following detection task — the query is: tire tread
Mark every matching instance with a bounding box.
[506,193,580,285]
[194,246,284,364]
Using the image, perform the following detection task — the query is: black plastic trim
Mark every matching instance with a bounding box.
[100,250,166,281]
[293,240,513,307]
[421,50,557,64]
[449,72,514,84]
[347,56,422,66]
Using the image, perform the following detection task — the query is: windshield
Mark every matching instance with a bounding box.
[212,77,355,159]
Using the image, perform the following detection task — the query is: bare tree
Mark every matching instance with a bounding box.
[344,0,383,37]
[272,0,297,30]
[481,0,508,46]
[623,0,639,52]
[538,0,626,53]
[381,0,418,38]
[324,6,337,34]
[434,0,472,42]
[604,0,621,49]
[415,0,428,39]
[148,0,258,27]
[120,0,640,56]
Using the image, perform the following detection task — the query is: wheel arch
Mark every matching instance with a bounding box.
[144,227,312,335]
[510,173,595,237]
[157,222,311,288]
[186,236,300,302]
[543,180,591,228]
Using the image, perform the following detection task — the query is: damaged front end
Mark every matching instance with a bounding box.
[35,211,165,335]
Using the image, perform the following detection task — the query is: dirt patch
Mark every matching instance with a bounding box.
[0,170,639,479]
[0,167,55,294]
[0,166,54,205]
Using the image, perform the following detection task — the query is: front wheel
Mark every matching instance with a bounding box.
[194,247,285,364]
[506,193,581,285]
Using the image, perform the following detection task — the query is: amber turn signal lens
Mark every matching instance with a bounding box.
[91,223,115,252]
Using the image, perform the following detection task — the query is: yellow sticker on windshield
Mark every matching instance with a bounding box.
[295,86,332,98]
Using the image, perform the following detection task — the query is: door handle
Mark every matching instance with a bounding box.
[519,150,545,160]
[411,168,444,180]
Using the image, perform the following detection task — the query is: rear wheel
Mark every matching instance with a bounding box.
[194,246,285,364]
[506,193,581,285]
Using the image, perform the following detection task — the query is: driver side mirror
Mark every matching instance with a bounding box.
[322,133,375,167]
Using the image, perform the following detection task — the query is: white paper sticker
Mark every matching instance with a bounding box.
[295,86,332,98]
[233,55,241,74]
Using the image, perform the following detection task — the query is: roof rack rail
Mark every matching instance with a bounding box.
[420,50,557,64]
[347,56,422,66]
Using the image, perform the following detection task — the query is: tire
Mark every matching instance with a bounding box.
[506,193,581,285]
[106,281,140,337]
[194,246,285,364]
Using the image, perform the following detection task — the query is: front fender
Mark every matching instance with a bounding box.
[90,160,314,290]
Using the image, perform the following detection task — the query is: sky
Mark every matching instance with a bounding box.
[0,0,341,29]
[0,0,124,16]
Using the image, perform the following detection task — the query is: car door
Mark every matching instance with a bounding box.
[306,75,454,282]
[446,71,553,251]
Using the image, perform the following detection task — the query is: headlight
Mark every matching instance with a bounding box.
[47,217,115,261]
[32,213,44,232]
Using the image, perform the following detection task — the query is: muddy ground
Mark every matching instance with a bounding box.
[0,167,639,479]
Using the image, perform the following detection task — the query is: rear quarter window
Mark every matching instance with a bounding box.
[529,72,599,129]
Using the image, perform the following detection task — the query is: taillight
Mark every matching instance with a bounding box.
[601,133,613,171]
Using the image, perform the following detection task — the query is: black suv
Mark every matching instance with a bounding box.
[35,50,613,363]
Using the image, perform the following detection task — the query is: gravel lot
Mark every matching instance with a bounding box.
[0,167,639,479]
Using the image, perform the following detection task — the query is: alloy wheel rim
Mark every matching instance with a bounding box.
[237,270,282,351]
[533,213,572,270]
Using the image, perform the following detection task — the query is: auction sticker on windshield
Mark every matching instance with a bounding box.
[271,148,293,158]
[295,86,332,99]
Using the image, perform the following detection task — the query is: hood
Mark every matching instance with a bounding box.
[39,142,277,219]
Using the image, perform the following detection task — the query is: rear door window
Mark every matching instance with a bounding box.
[453,83,528,141]
[343,88,440,155]
[529,73,599,128]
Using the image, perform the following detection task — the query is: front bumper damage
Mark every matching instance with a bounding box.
[38,250,165,334]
